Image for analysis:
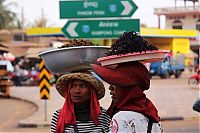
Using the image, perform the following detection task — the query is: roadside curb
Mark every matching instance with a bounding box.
[18,120,50,128]
[160,116,199,121]
[9,96,38,111]
[6,96,40,127]
[18,116,200,127]
[160,116,184,121]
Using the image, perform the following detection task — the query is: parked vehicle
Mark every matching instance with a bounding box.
[150,54,185,78]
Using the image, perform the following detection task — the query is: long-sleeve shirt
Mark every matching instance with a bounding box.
[109,111,163,133]
[51,108,110,133]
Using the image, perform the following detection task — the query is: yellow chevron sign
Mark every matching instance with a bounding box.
[39,78,51,89]
[39,60,51,100]
[40,86,50,99]
[39,69,50,79]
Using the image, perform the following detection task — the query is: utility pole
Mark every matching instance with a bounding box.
[41,8,45,27]
[21,6,25,41]
[21,6,24,30]
[41,0,45,27]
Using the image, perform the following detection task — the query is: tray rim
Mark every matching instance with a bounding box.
[97,50,169,66]
[39,46,110,57]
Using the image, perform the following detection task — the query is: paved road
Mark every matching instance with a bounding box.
[146,76,199,120]
[0,96,39,132]
[0,94,199,133]
[162,118,200,132]
[0,72,199,132]
[0,94,95,132]
[9,77,199,126]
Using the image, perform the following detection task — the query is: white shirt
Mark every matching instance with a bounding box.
[109,111,163,133]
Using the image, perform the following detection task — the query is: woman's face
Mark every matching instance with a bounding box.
[70,79,90,105]
[109,85,122,103]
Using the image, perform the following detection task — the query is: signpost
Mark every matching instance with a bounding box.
[39,60,51,121]
[60,0,138,18]
[39,60,50,100]
[62,19,140,39]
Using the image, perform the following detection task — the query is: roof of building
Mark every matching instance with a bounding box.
[141,28,199,38]
[179,0,198,2]
[26,27,199,39]
[25,47,48,58]
[26,27,63,37]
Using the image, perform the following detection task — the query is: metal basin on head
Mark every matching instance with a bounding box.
[39,46,109,74]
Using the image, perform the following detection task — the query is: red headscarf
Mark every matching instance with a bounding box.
[107,86,160,122]
[56,81,101,133]
[106,62,160,122]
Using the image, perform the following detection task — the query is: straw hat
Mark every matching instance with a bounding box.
[56,72,105,100]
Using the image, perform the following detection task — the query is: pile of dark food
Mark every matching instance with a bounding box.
[59,39,95,48]
[106,31,158,56]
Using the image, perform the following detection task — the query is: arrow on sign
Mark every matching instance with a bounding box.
[66,22,78,37]
[39,78,51,89]
[40,85,50,99]
[39,69,50,79]
[121,1,133,15]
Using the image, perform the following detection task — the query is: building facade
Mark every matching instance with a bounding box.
[154,0,200,55]
[154,0,200,30]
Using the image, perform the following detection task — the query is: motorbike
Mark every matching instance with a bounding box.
[188,68,200,87]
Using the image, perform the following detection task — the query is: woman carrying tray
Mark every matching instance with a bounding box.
[91,31,164,133]
[50,39,110,133]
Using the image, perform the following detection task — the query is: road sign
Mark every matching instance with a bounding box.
[62,19,140,39]
[60,0,138,18]
[39,60,51,100]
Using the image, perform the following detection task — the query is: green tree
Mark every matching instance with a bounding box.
[0,0,16,29]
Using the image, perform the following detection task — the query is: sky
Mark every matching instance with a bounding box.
[9,0,196,29]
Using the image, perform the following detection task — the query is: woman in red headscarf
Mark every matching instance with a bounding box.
[91,31,164,132]
[51,72,110,133]
[92,61,163,133]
